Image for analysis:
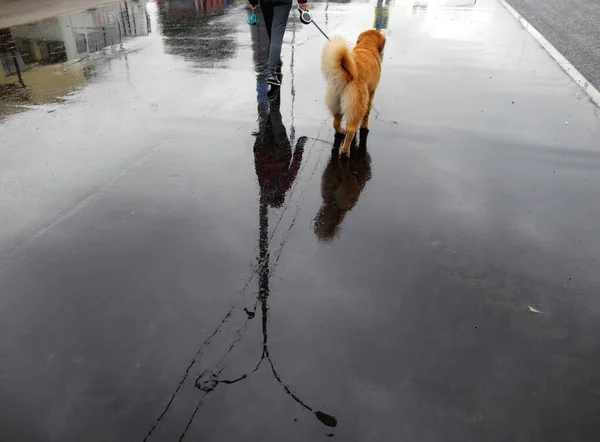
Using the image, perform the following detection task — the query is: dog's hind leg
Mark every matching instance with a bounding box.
[333,113,344,135]
[361,92,375,130]
[339,83,368,158]
[326,84,344,134]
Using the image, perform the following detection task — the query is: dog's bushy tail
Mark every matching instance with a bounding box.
[321,36,357,87]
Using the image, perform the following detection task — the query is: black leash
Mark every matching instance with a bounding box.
[298,7,330,40]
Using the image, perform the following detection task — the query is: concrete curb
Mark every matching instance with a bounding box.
[500,0,600,109]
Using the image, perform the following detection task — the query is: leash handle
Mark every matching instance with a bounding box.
[298,7,312,24]
[297,6,330,40]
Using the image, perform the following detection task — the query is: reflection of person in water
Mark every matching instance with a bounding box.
[245,8,337,428]
[249,0,306,207]
[145,22,336,440]
[314,130,372,242]
[254,109,306,208]
[374,0,390,31]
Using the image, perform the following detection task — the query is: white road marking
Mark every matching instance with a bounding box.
[500,0,600,108]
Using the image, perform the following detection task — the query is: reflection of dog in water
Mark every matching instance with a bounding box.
[314,129,372,242]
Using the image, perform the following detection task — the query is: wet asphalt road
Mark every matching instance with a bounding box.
[2,0,600,441]
[507,0,600,91]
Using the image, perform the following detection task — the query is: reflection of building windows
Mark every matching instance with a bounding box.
[1,54,15,76]
[87,31,105,53]
[0,52,25,76]
[75,33,87,54]
[82,64,96,80]
[38,40,67,64]
[14,38,34,65]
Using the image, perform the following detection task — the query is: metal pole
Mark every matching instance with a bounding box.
[11,49,25,87]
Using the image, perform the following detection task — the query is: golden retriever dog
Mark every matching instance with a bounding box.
[321,29,386,158]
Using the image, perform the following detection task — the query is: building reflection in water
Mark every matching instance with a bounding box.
[156,0,238,67]
[0,0,149,117]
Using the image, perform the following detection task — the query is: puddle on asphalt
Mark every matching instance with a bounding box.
[0,0,245,119]
[0,1,151,118]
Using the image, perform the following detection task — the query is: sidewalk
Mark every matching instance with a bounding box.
[1,1,600,441]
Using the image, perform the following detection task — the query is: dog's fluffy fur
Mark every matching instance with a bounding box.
[321,30,386,157]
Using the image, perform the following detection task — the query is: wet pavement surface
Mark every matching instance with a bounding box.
[0,0,123,28]
[507,0,600,91]
[2,0,600,441]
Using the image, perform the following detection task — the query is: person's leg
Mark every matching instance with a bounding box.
[268,1,292,76]
[269,106,291,151]
[260,0,274,41]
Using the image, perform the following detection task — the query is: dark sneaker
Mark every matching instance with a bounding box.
[275,60,283,82]
[267,74,281,101]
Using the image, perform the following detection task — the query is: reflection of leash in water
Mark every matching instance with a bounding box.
[194,194,338,428]
[290,20,296,143]
[174,131,336,442]
[185,111,337,432]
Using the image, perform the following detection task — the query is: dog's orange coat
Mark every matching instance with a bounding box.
[321,30,386,157]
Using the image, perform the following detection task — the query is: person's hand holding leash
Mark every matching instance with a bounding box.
[298,0,309,11]
[297,2,329,40]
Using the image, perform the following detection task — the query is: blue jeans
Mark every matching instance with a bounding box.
[259,0,292,75]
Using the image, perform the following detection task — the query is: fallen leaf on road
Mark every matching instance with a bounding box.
[528,306,541,313]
